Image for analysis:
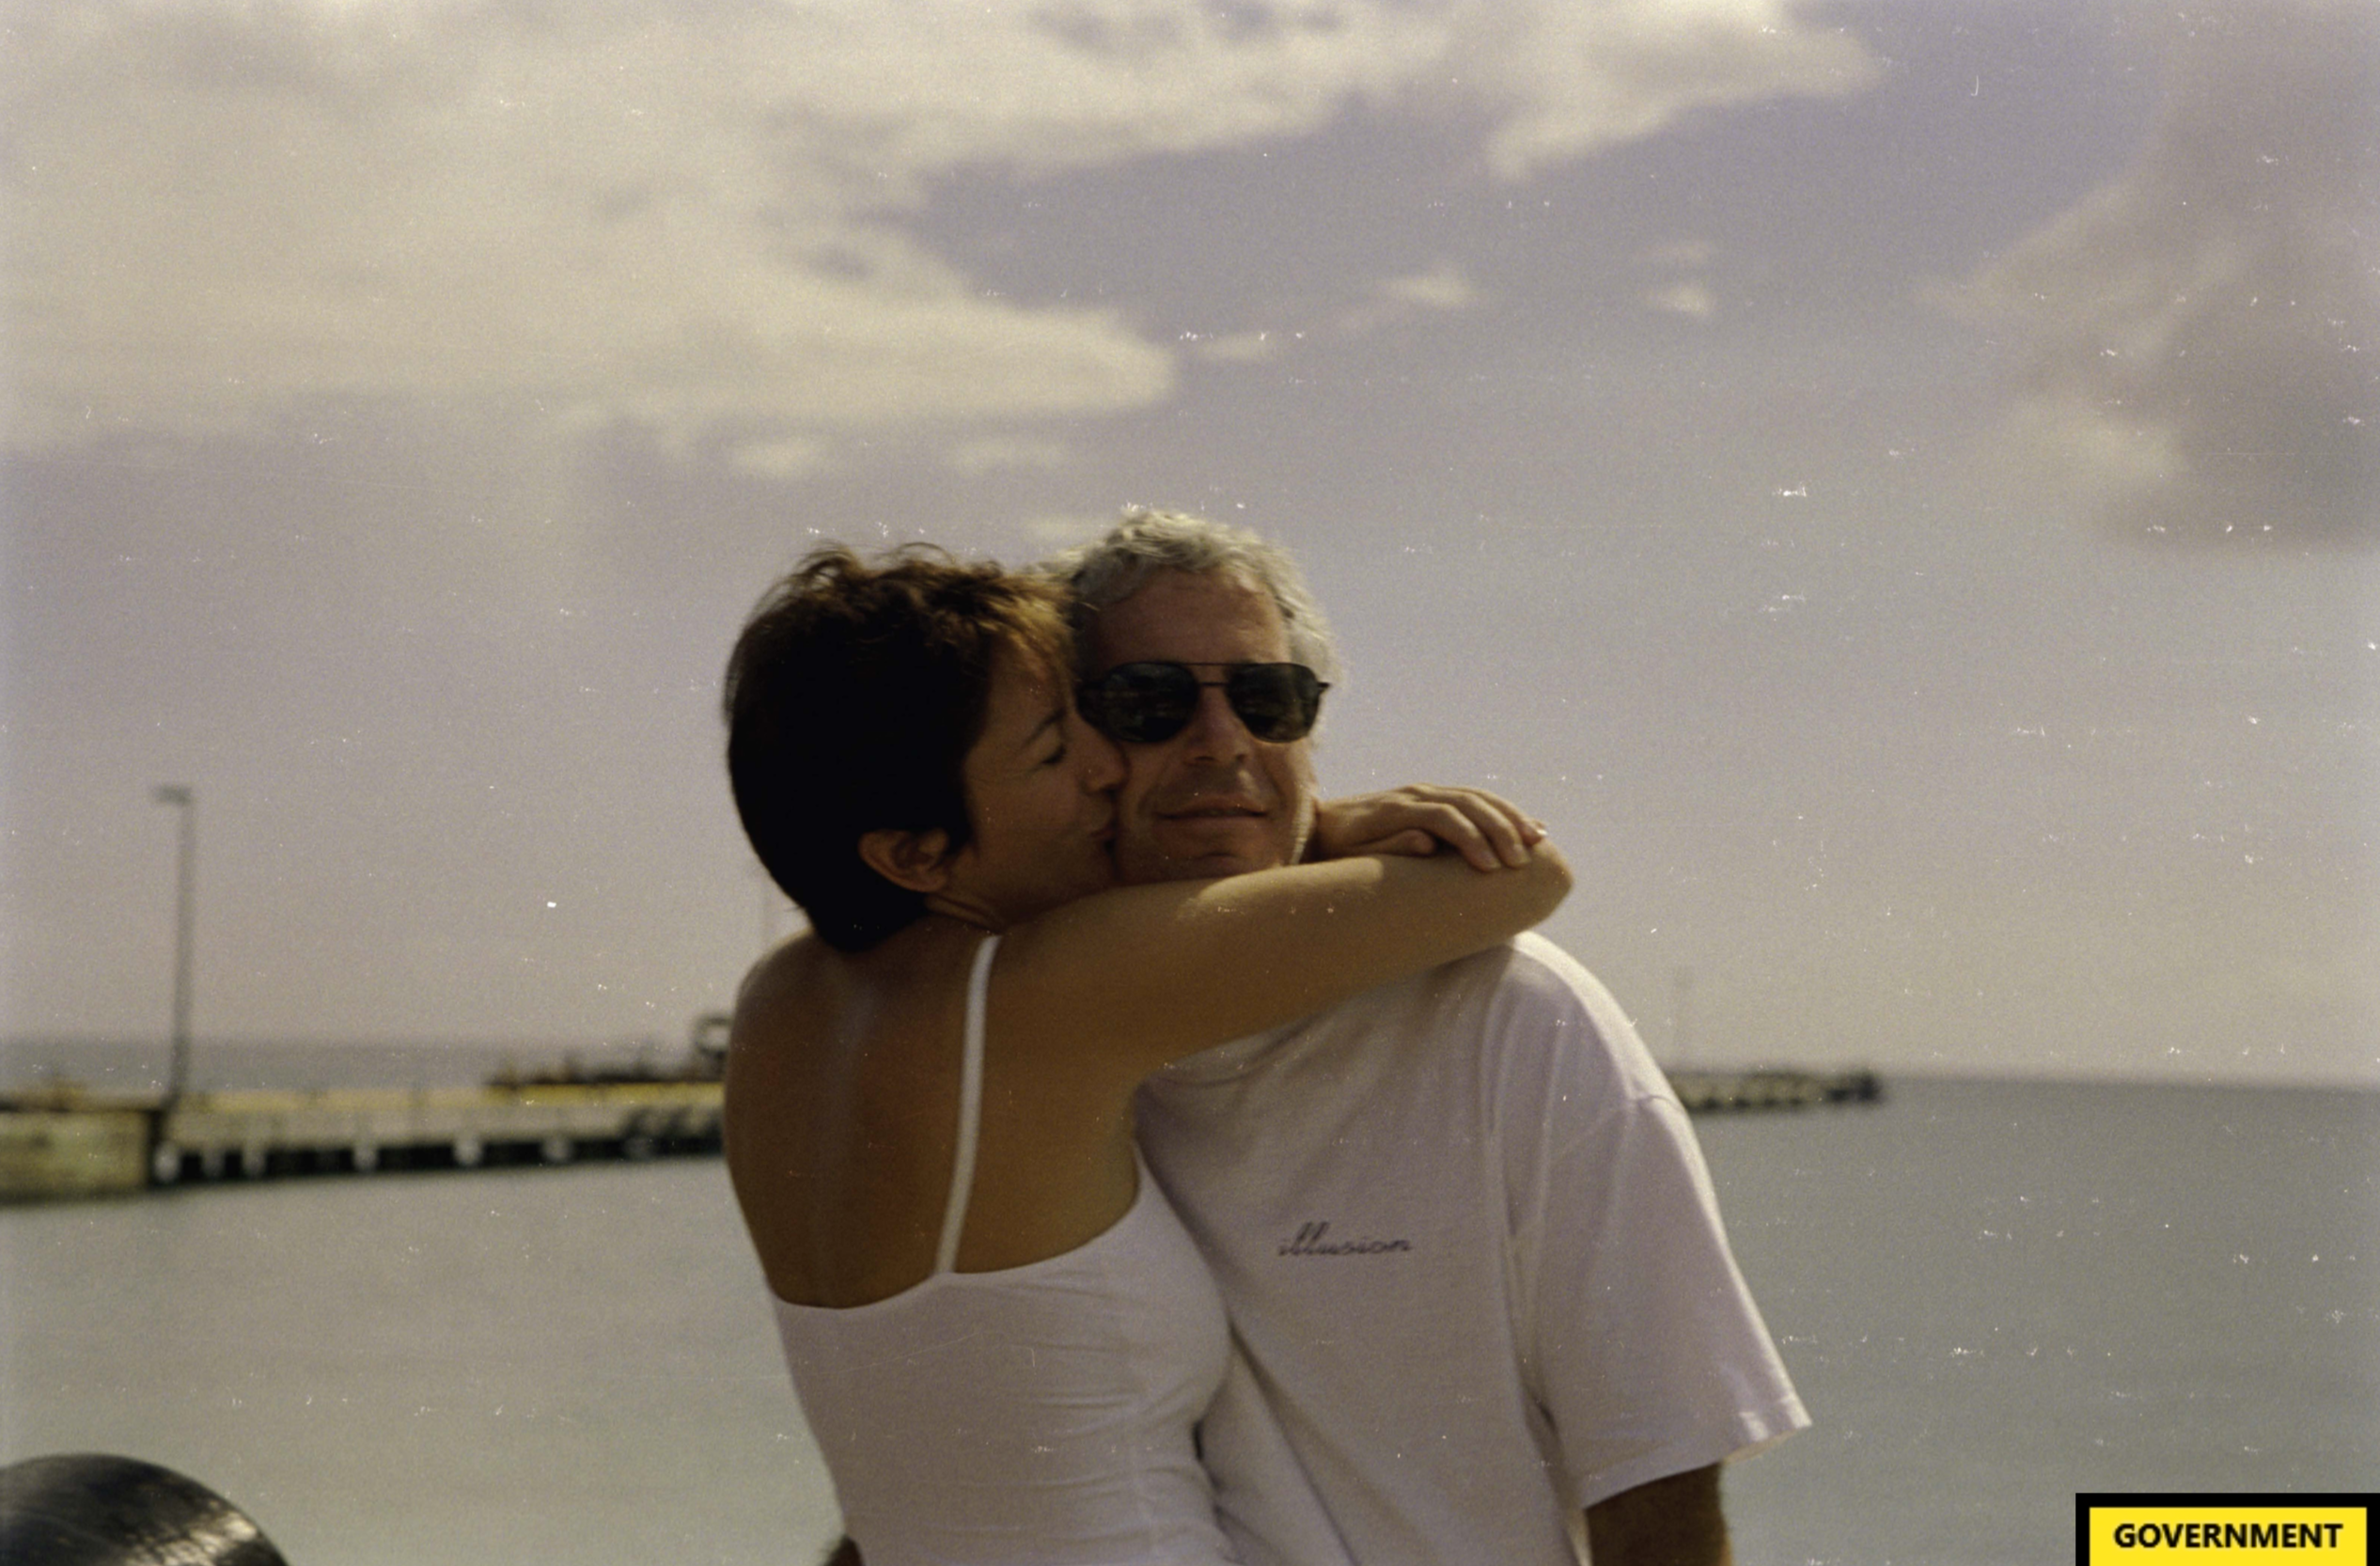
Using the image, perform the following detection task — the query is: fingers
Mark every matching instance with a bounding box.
[1311,786,1551,869]
[1341,788,1498,871]
[1464,790,1543,863]
[1407,784,1538,870]
[1339,828,1442,859]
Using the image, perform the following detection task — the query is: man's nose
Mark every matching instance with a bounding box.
[1177,684,1256,761]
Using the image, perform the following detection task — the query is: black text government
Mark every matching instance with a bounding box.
[2111,1522,2346,1550]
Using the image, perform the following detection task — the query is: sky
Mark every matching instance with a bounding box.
[4,0,2374,1087]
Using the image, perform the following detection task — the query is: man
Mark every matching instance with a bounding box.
[1051,509,1808,1566]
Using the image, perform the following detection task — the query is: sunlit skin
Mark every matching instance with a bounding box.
[925,648,1125,929]
[1082,570,1318,885]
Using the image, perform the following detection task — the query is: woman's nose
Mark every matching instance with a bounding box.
[1073,711,1127,790]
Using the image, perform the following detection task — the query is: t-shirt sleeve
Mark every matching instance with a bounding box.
[1490,938,1810,1512]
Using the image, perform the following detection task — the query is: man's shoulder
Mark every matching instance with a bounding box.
[1404,932,1625,1026]
[1500,930,1616,999]
[1313,932,1632,1052]
[1386,933,1668,1097]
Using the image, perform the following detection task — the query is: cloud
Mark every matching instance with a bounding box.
[1190,330,1282,364]
[1638,238,1720,319]
[4,1,1884,450]
[4,3,1180,450]
[1439,0,1883,180]
[1376,263,1480,313]
[1644,279,1718,320]
[944,435,1072,473]
[1942,0,2379,547]
[1336,261,1482,334]
[729,436,835,482]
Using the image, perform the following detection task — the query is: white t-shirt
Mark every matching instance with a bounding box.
[1135,932,1809,1566]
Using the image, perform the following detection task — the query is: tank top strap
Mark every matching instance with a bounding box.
[931,932,999,1276]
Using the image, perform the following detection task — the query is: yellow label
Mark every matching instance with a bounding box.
[2088,1507,2367,1565]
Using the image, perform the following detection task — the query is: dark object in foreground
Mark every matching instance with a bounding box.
[0,1454,288,1566]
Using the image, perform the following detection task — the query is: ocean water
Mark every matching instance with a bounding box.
[1699,1077,2378,1564]
[2,1072,2372,1565]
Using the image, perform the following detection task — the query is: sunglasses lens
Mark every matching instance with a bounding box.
[1083,664,1199,744]
[1226,665,1323,742]
[1081,663,1325,744]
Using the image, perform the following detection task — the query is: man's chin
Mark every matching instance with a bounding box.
[1123,820,1292,883]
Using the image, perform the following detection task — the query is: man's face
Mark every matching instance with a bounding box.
[1085,569,1318,885]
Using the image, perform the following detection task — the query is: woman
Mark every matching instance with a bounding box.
[720,545,1568,1564]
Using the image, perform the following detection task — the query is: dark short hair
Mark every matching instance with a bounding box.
[723,544,1072,952]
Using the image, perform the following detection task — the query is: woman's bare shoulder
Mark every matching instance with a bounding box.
[730,922,983,1059]
[733,932,830,1018]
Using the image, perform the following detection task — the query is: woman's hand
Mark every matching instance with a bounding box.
[1309,785,1545,871]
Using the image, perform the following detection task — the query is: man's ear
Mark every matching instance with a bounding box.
[857,827,956,895]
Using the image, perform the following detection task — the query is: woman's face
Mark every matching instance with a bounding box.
[945,644,1125,926]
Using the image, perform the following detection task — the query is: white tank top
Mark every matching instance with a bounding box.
[771,935,1239,1565]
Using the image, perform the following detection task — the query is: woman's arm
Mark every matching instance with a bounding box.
[1309,783,1545,869]
[994,839,1571,1078]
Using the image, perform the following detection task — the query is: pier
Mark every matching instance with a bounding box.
[0,1079,723,1201]
[2,1056,1876,1202]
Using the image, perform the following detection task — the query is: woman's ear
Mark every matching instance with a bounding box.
[857,828,955,895]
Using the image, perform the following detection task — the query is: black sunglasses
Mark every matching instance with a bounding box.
[1076,661,1329,745]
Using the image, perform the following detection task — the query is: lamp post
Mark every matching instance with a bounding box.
[151,785,196,1105]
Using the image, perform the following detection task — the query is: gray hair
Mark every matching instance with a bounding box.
[1042,507,1341,682]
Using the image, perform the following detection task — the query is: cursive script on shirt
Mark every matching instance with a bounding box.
[1276,1220,1413,1257]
